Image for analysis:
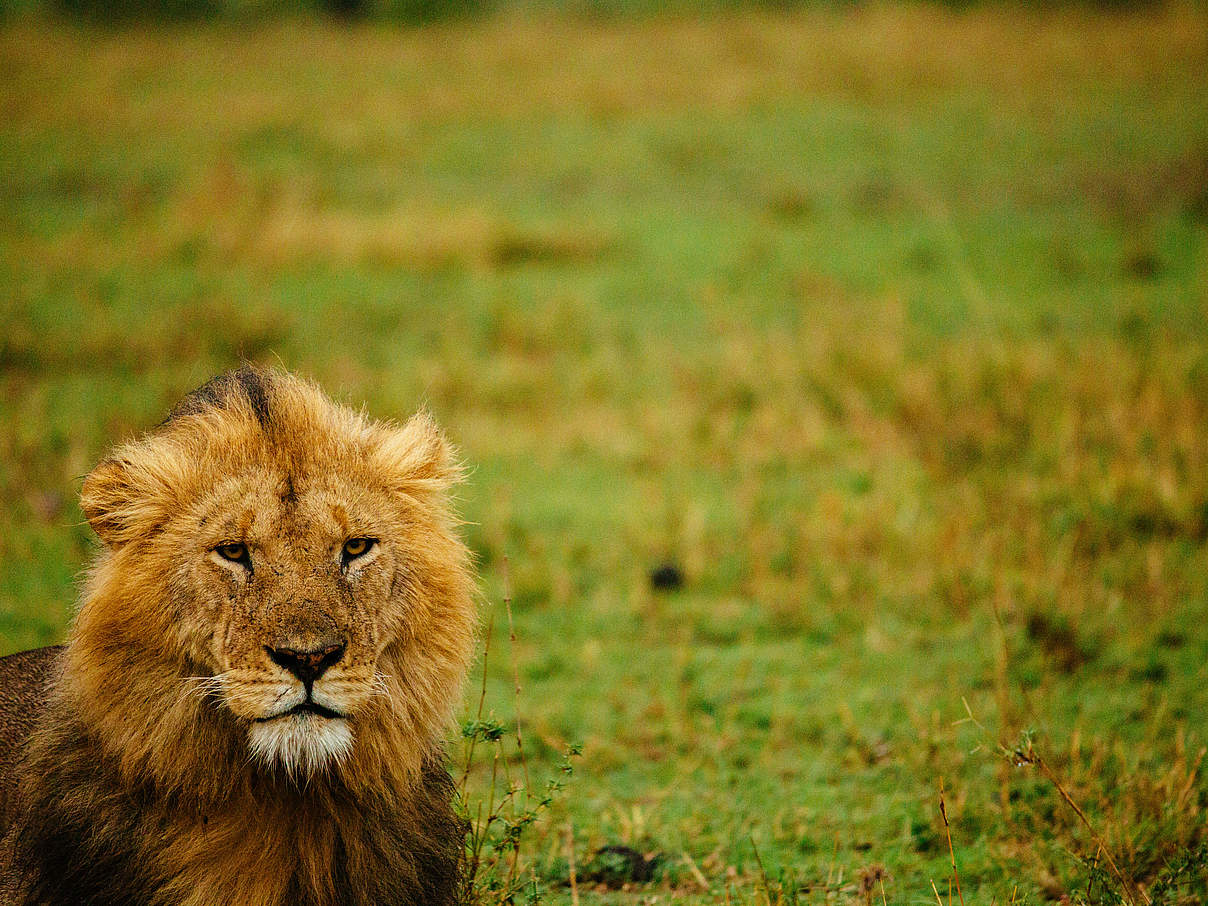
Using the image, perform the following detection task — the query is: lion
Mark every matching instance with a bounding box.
[0,367,478,906]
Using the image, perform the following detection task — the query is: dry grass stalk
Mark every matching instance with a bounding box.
[682,852,711,892]
[749,834,773,906]
[1014,741,1151,906]
[938,778,966,906]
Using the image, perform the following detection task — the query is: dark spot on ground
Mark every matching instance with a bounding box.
[649,562,684,592]
[1129,658,1168,684]
[1122,251,1162,281]
[579,846,662,887]
[1082,147,1208,224]
[1156,630,1186,649]
[766,189,815,222]
[1025,612,1092,673]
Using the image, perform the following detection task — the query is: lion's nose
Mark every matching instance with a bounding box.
[265,642,346,687]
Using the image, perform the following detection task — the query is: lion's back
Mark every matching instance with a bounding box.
[0,646,62,831]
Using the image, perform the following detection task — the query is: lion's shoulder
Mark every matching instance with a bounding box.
[0,646,63,830]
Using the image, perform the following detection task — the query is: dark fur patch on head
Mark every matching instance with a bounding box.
[167,366,274,430]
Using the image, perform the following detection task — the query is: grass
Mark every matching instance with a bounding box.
[2,4,1208,903]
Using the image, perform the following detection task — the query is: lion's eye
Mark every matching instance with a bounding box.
[341,537,377,566]
[215,542,251,567]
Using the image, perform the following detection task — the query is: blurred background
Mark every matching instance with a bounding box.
[1,0,1207,902]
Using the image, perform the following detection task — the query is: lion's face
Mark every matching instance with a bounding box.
[169,466,414,776]
[76,369,476,785]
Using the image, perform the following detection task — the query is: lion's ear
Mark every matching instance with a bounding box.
[375,412,462,493]
[80,447,184,547]
[81,458,139,547]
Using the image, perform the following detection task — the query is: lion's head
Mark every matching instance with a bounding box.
[72,367,476,786]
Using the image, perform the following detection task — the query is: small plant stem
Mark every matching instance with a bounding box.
[472,747,500,876]
[990,591,1014,821]
[504,835,521,896]
[501,556,532,796]
[471,810,488,882]
[938,778,966,906]
[458,611,495,795]
[566,823,580,906]
[930,879,944,906]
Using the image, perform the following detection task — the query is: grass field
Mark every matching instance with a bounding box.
[2,5,1208,903]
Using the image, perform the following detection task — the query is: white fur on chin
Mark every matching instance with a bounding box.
[248,713,354,779]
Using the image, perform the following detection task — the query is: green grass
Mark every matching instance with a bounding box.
[3,5,1208,903]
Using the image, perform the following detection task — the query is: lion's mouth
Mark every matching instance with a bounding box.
[255,702,346,722]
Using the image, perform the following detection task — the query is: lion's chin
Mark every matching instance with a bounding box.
[247,712,354,779]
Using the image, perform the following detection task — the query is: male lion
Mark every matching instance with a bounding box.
[0,367,477,906]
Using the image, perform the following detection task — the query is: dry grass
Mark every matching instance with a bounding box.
[3,7,1205,125]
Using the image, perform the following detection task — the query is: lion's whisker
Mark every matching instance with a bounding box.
[178,675,228,707]
[369,673,393,699]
